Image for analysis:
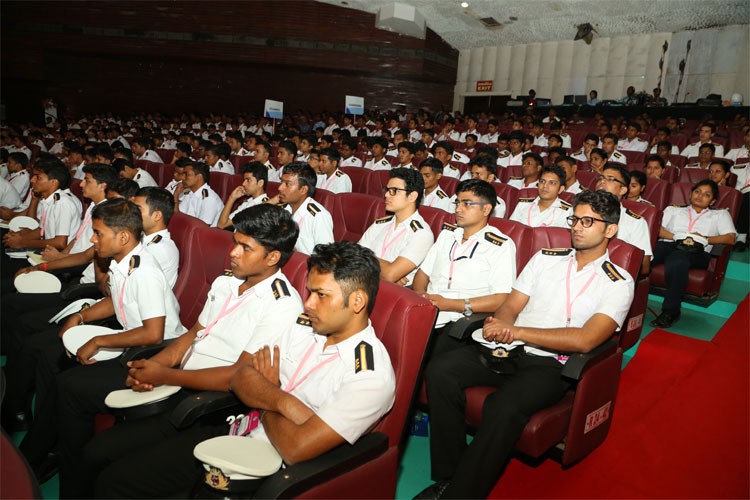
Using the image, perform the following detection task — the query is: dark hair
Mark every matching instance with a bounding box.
[307,241,380,315]
[476,146,499,163]
[455,179,497,212]
[469,155,497,177]
[556,155,577,169]
[107,178,140,199]
[82,163,118,189]
[135,186,175,225]
[277,140,297,159]
[584,133,599,143]
[398,141,415,154]
[627,122,642,132]
[175,157,192,168]
[590,148,607,160]
[433,140,454,156]
[232,204,299,267]
[549,121,563,131]
[112,157,133,175]
[602,163,631,186]
[522,152,544,166]
[320,147,341,165]
[131,137,153,150]
[630,170,647,188]
[572,190,621,225]
[68,144,85,157]
[282,162,318,197]
[241,161,268,187]
[256,141,272,156]
[188,161,210,184]
[692,179,719,201]
[422,128,435,139]
[226,131,243,142]
[175,143,191,155]
[8,152,29,168]
[92,198,143,238]
[508,130,525,142]
[603,133,619,143]
[419,157,444,175]
[389,168,425,206]
[548,134,563,145]
[465,133,478,142]
[656,140,673,151]
[698,143,716,154]
[36,160,71,190]
[341,138,358,151]
[700,121,717,134]
[645,154,665,168]
[710,159,731,174]
[96,143,116,162]
[541,164,566,186]
[371,136,388,149]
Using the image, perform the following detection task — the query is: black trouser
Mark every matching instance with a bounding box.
[652,241,711,312]
[738,192,749,236]
[425,344,570,499]
[81,410,226,499]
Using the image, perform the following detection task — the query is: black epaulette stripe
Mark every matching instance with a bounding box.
[436,190,447,199]
[148,234,163,245]
[518,197,534,203]
[484,232,507,246]
[602,261,625,282]
[354,341,374,373]
[296,314,312,326]
[202,189,209,199]
[625,208,642,219]
[375,215,393,224]
[53,192,60,202]
[128,255,141,275]
[307,203,321,216]
[441,222,458,231]
[559,200,572,208]
[542,248,573,256]
[272,278,290,300]
[410,220,423,232]
[222,269,233,276]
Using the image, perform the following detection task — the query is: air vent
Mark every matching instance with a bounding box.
[479,16,502,28]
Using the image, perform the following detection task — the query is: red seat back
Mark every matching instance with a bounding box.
[438,176,459,197]
[620,150,644,164]
[669,155,687,168]
[266,182,280,199]
[621,200,662,251]
[418,206,454,240]
[340,167,371,195]
[500,165,523,183]
[487,218,533,272]
[144,162,176,188]
[230,155,254,173]
[494,183,519,218]
[208,172,241,203]
[313,189,337,215]
[1,432,41,499]
[679,168,710,184]
[156,149,175,164]
[332,193,385,242]
[577,171,600,191]
[281,251,310,302]
[367,170,391,197]
[643,179,670,211]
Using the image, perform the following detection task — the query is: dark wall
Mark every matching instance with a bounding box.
[1,0,458,122]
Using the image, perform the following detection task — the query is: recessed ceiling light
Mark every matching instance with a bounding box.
[461,2,469,8]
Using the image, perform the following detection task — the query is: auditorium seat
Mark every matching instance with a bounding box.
[517,187,537,201]
[669,154,687,168]
[208,172,242,202]
[642,178,670,211]
[662,165,679,183]
[679,168,709,184]
[500,165,523,183]
[312,188,336,215]
[1,431,41,499]
[620,150,645,164]
[418,206,454,240]
[156,149,175,164]
[266,181,280,199]
[144,162,175,188]
[487,217,534,271]
[667,183,742,221]
[576,170,599,191]
[230,155,253,172]
[494,183,519,218]
[438,176,459,197]
[367,170,391,198]
[340,166,371,194]
[331,192,385,242]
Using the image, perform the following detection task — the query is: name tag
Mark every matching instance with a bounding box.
[227,410,261,436]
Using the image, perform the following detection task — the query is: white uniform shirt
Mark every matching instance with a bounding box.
[449,194,506,218]
[565,180,583,194]
[143,229,180,288]
[180,184,223,227]
[184,270,303,370]
[533,134,548,148]
[36,189,82,240]
[442,164,462,179]
[7,170,30,198]
[0,177,21,209]
[731,164,750,194]
[726,146,748,164]
[476,249,634,360]
[649,144,680,155]
[108,244,185,337]
[498,152,524,168]
[359,211,435,286]
[608,150,628,165]
[249,320,395,446]
[437,130,460,142]
[69,200,103,254]
[49,142,65,156]
[316,170,352,194]
[210,159,234,175]
[230,193,269,220]
[422,187,452,212]
[364,158,391,171]
[451,152,470,165]
[509,196,571,228]
[507,178,539,190]
[458,130,479,143]
[285,197,334,255]
[138,149,164,163]
[420,223,516,327]
[618,137,648,152]
[409,129,422,142]
[558,133,572,149]
[267,165,284,183]
[660,205,736,253]
[71,161,87,180]
[340,156,363,168]
[617,205,654,258]
[571,148,588,162]
[133,168,158,188]
[681,141,725,159]
[0,163,8,179]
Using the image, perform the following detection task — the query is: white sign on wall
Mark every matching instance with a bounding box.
[345,95,364,115]
[264,99,284,119]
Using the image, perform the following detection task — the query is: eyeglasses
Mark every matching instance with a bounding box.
[382,187,409,196]
[566,215,611,228]
[597,174,627,187]
[452,200,489,209]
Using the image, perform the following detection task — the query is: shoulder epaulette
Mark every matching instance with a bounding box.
[296,313,312,326]
[612,151,624,158]
[335,170,343,177]
[602,261,625,282]
[148,234,162,245]
[222,269,233,276]
[452,153,461,160]
[559,199,572,209]
[441,222,458,232]
[201,188,209,199]
[671,203,689,208]
[266,164,274,171]
[498,150,510,158]
[354,341,374,373]
[128,255,141,275]
[261,196,270,203]
[518,197,534,203]
[732,164,747,170]
[509,176,522,180]
[271,278,290,300]
[53,192,60,202]
[307,203,321,216]
[484,232,507,246]
[410,220,423,232]
[374,215,393,224]
[542,248,573,256]
[436,189,447,199]
[640,199,655,206]
[625,208,642,219]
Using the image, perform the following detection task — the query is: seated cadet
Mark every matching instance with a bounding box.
[217,161,269,230]
[412,179,516,357]
[117,157,158,188]
[432,141,463,179]
[648,127,680,155]
[437,117,461,142]
[65,144,87,180]
[85,241,394,498]
[6,152,31,198]
[252,140,275,172]
[277,162,334,255]
[480,119,499,145]
[130,187,180,287]
[226,131,250,156]
[680,122,725,159]
[205,143,235,174]
[510,164,572,228]
[618,122,649,152]
[507,152,543,190]
[65,204,303,498]
[651,179,736,327]
[451,156,506,217]
[417,190,634,500]
[497,131,526,168]
[420,158,452,212]
[531,119,547,148]
[594,163,653,275]
[315,147,352,194]
[422,128,437,151]
[589,148,609,174]
[601,133,628,166]
[364,137,392,171]
[549,121,571,149]
[130,137,164,163]
[165,157,189,198]
[556,155,583,194]
[571,133,600,163]
[626,170,654,205]
[396,141,416,169]
[359,168,434,285]
[645,154,666,179]
[173,161,223,227]
[685,143,715,170]
[725,127,749,163]
[0,175,21,210]
[339,138,363,167]
[269,140,297,182]
[12,199,185,487]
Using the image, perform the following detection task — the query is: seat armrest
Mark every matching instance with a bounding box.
[120,339,175,367]
[445,313,491,340]
[709,244,727,257]
[253,432,389,499]
[561,339,618,381]
[169,391,242,429]
[59,283,103,301]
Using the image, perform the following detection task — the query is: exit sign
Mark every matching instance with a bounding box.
[476,80,493,92]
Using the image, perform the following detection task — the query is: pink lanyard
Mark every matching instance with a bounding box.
[527,200,555,227]
[380,222,408,257]
[565,258,598,327]
[116,249,143,330]
[283,341,339,393]
[426,192,436,207]
[447,235,479,289]
[74,208,93,241]
[687,208,708,233]
[197,287,257,341]
[322,172,338,191]
[39,206,49,238]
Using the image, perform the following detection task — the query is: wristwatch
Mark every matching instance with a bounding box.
[463,298,473,317]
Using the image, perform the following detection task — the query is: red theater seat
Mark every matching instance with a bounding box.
[312,188,336,215]
[340,167,371,194]
[230,155,254,172]
[156,149,175,164]
[418,206,454,240]
[487,217,534,271]
[144,162,175,188]
[620,150,645,164]
[642,178,670,211]
[679,168,709,184]
[438,176,459,197]
[494,183,519,218]
[577,170,600,191]
[500,165,523,183]
[331,192,385,242]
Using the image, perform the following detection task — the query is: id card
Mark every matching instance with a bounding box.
[228,410,261,436]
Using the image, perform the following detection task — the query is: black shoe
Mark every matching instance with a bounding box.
[651,310,681,328]
[413,480,450,500]
[32,452,60,484]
